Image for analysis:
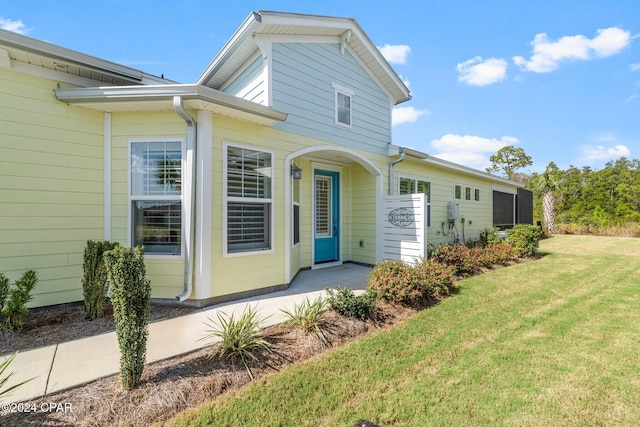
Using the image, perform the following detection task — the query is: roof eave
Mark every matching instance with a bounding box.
[54,84,288,125]
[0,28,170,85]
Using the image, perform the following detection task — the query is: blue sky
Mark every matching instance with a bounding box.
[2,0,639,174]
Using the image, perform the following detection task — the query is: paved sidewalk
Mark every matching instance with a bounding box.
[1,263,370,404]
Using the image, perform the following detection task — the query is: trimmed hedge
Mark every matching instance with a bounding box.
[82,240,120,320]
[104,246,151,390]
[506,224,542,258]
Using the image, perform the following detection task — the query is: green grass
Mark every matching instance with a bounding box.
[166,235,640,426]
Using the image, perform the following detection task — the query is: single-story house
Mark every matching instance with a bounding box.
[0,11,531,308]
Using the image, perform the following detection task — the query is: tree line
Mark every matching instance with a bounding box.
[528,158,640,230]
[486,146,640,232]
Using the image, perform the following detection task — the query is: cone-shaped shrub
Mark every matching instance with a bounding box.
[104,246,151,390]
[82,240,120,320]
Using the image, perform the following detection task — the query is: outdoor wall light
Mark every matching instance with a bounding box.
[291,165,303,179]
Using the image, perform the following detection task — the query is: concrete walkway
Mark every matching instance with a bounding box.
[0,263,370,404]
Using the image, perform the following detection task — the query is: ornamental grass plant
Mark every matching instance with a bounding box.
[202,305,271,380]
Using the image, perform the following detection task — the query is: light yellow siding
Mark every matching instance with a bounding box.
[395,158,495,247]
[0,68,104,307]
[207,114,385,297]
[110,112,187,299]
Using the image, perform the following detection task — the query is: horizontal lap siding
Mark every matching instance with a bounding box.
[394,160,495,246]
[0,69,104,307]
[271,43,391,155]
[350,164,377,264]
[223,55,265,105]
[110,112,188,299]
[209,115,385,296]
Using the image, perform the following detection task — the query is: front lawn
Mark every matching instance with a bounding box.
[167,235,640,426]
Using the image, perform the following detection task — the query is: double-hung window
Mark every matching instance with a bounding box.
[399,177,431,227]
[332,82,354,128]
[130,140,183,255]
[225,144,273,254]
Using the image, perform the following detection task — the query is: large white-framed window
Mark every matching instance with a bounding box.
[474,187,480,202]
[332,82,354,128]
[129,139,184,256]
[399,176,431,227]
[224,143,274,255]
[465,186,472,201]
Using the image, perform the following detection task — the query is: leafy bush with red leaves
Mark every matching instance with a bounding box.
[367,260,423,304]
[414,260,457,300]
[429,244,479,275]
[367,259,457,305]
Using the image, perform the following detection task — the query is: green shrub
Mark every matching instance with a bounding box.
[507,224,542,258]
[325,286,377,320]
[0,351,34,401]
[280,296,330,345]
[414,260,457,300]
[0,270,38,332]
[104,246,151,390]
[0,274,9,317]
[202,305,271,380]
[82,240,120,320]
[429,244,477,275]
[367,259,423,304]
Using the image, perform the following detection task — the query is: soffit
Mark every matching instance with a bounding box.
[0,28,169,86]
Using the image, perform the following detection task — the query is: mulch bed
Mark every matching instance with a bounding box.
[0,302,199,355]
[0,304,417,427]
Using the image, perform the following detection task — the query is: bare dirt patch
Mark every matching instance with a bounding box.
[0,303,417,427]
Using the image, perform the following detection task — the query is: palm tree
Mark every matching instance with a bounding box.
[536,163,562,234]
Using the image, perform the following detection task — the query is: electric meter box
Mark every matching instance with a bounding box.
[447,202,459,220]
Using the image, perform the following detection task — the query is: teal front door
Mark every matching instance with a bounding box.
[314,170,339,264]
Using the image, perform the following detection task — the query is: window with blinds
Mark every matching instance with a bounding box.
[130,141,182,255]
[226,145,273,253]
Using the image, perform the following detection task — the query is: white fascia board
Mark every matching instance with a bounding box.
[195,12,262,85]
[54,84,287,122]
[423,156,524,187]
[0,28,143,82]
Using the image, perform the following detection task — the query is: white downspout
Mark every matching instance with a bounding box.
[389,147,405,195]
[173,96,197,302]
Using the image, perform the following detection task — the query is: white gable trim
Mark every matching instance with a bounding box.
[254,37,273,107]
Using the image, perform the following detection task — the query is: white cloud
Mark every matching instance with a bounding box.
[513,27,631,73]
[398,74,411,89]
[456,56,508,86]
[430,134,519,170]
[392,106,429,126]
[378,44,411,65]
[582,144,630,161]
[0,17,29,34]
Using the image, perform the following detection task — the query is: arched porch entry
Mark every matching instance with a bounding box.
[284,146,383,284]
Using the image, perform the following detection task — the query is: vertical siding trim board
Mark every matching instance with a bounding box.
[104,112,111,241]
[195,111,212,299]
[254,38,273,106]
